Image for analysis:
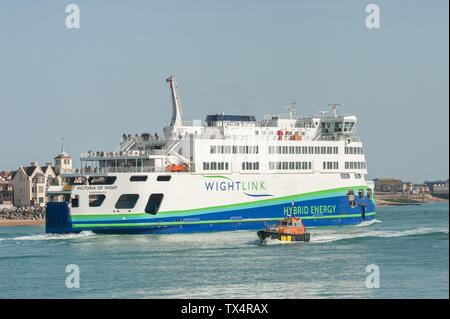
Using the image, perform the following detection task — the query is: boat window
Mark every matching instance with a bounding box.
[115,194,139,209]
[71,195,79,208]
[88,176,116,185]
[130,175,148,182]
[354,173,361,179]
[157,175,171,182]
[344,122,350,132]
[340,173,350,179]
[367,188,372,199]
[66,177,86,185]
[145,193,164,215]
[358,189,365,199]
[89,194,106,207]
[346,190,357,208]
[288,222,292,226]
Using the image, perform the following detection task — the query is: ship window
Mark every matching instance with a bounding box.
[115,194,139,209]
[88,176,116,185]
[130,175,148,182]
[367,189,372,199]
[344,122,350,131]
[340,173,350,179]
[145,193,164,215]
[358,189,365,199]
[346,190,357,208]
[67,176,86,185]
[71,195,79,208]
[157,175,171,181]
[355,173,361,179]
[89,194,106,207]
[349,122,355,131]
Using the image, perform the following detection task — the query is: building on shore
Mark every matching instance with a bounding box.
[0,180,14,205]
[10,142,72,207]
[0,171,11,181]
[373,178,413,193]
[412,184,431,194]
[431,180,449,199]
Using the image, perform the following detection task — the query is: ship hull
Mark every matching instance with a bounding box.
[257,230,311,242]
[46,178,376,234]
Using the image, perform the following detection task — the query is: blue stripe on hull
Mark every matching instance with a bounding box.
[90,214,375,234]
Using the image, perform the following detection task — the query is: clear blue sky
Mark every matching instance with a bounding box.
[0,0,448,183]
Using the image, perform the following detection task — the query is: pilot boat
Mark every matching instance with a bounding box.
[257,216,310,242]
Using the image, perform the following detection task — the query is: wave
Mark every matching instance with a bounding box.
[311,227,449,243]
[355,219,381,227]
[4,231,95,241]
[259,237,300,245]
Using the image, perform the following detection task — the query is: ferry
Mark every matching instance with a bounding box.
[45,76,375,234]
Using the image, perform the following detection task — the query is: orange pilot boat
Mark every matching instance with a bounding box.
[257,216,310,242]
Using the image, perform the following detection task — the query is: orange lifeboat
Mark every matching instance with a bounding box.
[166,164,187,172]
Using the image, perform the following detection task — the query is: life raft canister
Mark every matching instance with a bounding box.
[277,130,283,141]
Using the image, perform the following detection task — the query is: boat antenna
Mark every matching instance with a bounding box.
[286,201,294,217]
[284,100,297,120]
[328,103,343,117]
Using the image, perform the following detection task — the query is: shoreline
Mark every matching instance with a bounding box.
[0,220,45,226]
[375,195,448,207]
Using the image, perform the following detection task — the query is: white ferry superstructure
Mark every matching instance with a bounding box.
[45,76,375,234]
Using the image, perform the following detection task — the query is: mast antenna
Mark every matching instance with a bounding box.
[328,103,343,117]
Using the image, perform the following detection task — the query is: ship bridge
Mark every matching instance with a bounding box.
[205,114,256,127]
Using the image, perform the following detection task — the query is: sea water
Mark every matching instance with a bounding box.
[0,202,448,298]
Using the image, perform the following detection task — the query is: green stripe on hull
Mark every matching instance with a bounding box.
[70,185,373,220]
[72,212,376,229]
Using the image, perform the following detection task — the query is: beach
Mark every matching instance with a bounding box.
[0,220,45,226]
